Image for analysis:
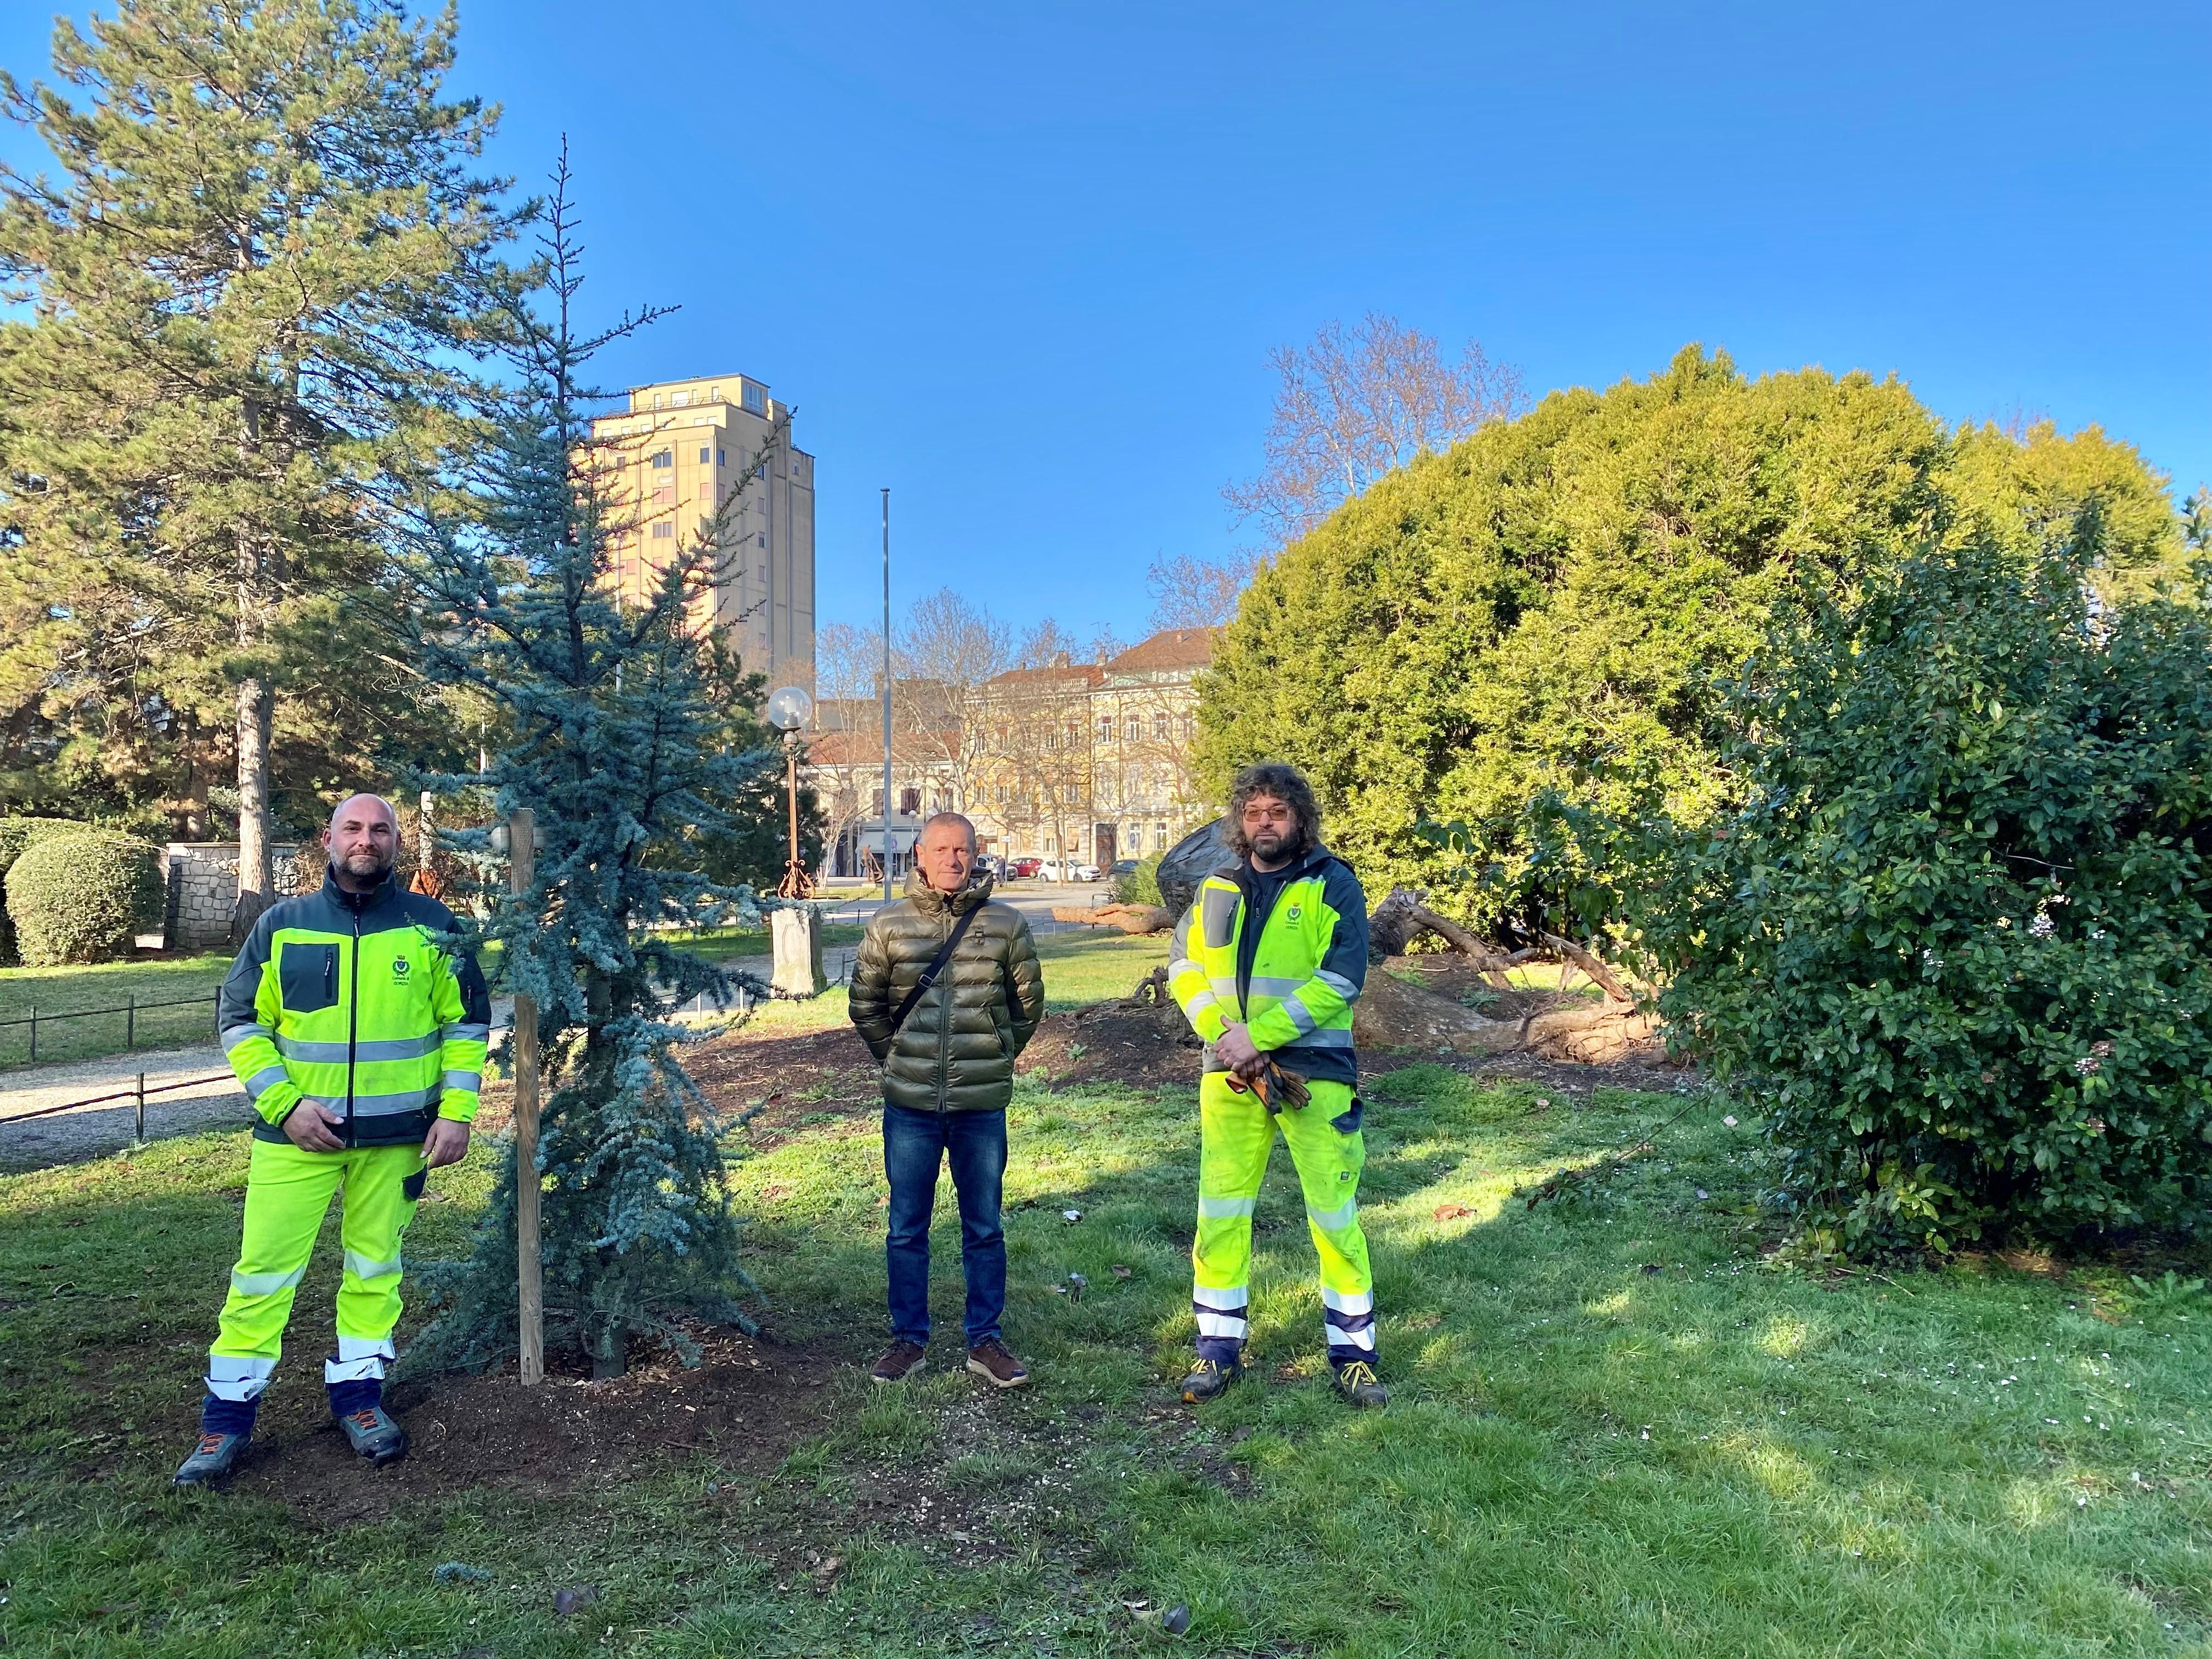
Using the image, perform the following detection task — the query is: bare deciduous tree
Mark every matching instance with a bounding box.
[893,588,1012,809]
[1145,549,1254,631]
[1224,312,1527,545]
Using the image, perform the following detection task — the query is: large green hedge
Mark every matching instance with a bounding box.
[1195,346,2190,932]
[4,830,165,966]
[1630,525,2211,1251]
[0,816,89,965]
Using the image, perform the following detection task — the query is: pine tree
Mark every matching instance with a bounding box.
[0,0,514,881]
[404,156,789,1379]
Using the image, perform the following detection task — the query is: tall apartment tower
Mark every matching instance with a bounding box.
[588,373,816,689]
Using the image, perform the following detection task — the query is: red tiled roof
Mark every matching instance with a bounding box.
[803,729,959,766]
[1105,627,1217,674]
[985,662,1108,689]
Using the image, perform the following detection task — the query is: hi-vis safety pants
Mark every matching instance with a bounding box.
[1190,1072,1376,1368]
[204,1139,425,1406]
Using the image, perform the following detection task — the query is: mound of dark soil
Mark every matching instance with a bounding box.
[216,1328,847,1525]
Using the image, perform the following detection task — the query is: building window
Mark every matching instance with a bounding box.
[698,447,711,465]
[899,787,920,815]
[1154,713,1169,742]
[1181,716,1194,741]
[710,385,721,402]
[873,791,885,816]
[1125,718,1139,742]
[650,450,673,469]
[670,389,692,407]
[1066,721,1081,746]
[743,383,765,414]
[995,784,1008,804]
[651,522,674,539]
[718,449,726,465]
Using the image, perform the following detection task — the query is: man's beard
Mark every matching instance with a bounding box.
[337,848,392,879]
[1249,828,1296,861]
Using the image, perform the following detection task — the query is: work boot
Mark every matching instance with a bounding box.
[173,1431,249,1488]
[337,1404,409,1466]
[870,1339,928,1384]
[1178,1357,1244,1404]
[965,1338,1030,1390]
[1332,1359,1388,1409]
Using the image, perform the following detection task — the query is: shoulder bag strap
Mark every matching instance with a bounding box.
[887,900,984,1039]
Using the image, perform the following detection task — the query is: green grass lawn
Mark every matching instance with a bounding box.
[0,953,234,1071]
[5,942,2210,1656]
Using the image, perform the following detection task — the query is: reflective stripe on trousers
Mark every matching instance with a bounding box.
[205,1139,425,1400]
[1189,1071,1375,1365]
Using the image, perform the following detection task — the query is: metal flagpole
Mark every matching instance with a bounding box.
[881,486,893,903]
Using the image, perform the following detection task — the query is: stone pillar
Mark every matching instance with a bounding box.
[770,905,825,998]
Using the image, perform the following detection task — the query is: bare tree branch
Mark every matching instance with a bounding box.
[1224,312,1526,546]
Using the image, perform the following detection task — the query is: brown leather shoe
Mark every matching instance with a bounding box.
[964,1338,1030,1389]
[870,1339,927,1384]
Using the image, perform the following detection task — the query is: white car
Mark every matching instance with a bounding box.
[1039,860,1103,883]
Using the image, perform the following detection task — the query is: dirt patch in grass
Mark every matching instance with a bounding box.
[683,1022,884,1147]
[210,1327,853,1525]
[1015,975,1690,1098]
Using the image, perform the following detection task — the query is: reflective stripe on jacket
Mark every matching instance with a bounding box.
[1167,844,1369,1086]
[848,871,1046,1114]
[217,870,493,1147]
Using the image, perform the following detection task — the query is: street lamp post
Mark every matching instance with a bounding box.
[765,685,824,996]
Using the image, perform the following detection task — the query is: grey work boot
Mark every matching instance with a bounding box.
[173,1431,249,1487]
[1331,1359,1388,1409]
[337,1404,409,1467]
[1178,1357,1244,1404]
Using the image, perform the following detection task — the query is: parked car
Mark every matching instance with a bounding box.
[1005,856,1042,879]
[1042,859,1102,883]
[1107,859,1139,878]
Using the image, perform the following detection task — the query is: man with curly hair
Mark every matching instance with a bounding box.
[1166,763,1383,1408]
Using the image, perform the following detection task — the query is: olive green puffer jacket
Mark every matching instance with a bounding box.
[849,872,1046,1113]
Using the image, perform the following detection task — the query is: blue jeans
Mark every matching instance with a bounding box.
[883,1104,1007,1347]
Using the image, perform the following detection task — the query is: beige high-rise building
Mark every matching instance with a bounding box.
[588,373,816,687]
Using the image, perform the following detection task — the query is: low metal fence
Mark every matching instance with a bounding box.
[0,993,217,1062]
[0,1069,235,1138]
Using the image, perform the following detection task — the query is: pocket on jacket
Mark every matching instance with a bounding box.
[279,942,340,1015]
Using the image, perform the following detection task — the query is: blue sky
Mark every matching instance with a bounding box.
[3,3,2205,644]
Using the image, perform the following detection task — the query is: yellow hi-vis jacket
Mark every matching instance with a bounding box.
[217,870,492,1148]
[1168,844,1369,1088]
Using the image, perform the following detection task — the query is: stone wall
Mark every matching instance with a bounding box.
[161,843,301,952]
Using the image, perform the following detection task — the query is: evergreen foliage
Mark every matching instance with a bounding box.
[1196,346,2191,934]
[0,815,87,963]
[5,828,163,965]
[1624,526,2212,1253]
[0,0,514,872]
[402,160,788,1379]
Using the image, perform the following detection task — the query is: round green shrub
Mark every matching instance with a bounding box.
[0,817,89,966]
[5,830,165,966]
[1634,524,2212,1252]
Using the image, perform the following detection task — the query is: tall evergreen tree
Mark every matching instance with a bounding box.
[404,157,788,1379]
[0,0,514,894]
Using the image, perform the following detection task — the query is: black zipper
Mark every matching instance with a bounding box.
[934,904,953,1114]
[345,901,362,1148]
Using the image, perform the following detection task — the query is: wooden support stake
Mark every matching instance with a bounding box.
[509,808,544,1387]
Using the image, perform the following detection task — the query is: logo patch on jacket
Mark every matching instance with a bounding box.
[1288,905,1303,921]
[391,955,413,980]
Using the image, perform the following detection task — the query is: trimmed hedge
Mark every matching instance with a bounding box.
[0,817,90,966]
[5,830,165,966]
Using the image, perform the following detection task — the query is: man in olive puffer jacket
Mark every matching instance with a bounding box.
[849,812,1046,1389]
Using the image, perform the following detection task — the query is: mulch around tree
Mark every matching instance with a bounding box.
[212,1327,848,1525]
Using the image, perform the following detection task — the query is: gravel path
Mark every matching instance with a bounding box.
[0,953,792,1171]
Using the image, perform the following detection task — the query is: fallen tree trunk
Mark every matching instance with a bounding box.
[1051,902,1174,935]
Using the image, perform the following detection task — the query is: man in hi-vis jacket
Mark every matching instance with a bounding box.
[174,794,490,1487]
[1167,763,1385,1409]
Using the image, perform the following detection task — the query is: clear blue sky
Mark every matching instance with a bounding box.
[3,3,2205,645]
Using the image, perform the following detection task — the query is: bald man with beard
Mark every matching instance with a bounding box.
[173,794,491,1487]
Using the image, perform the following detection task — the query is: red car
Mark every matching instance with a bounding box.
[1005,857,1042,879]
